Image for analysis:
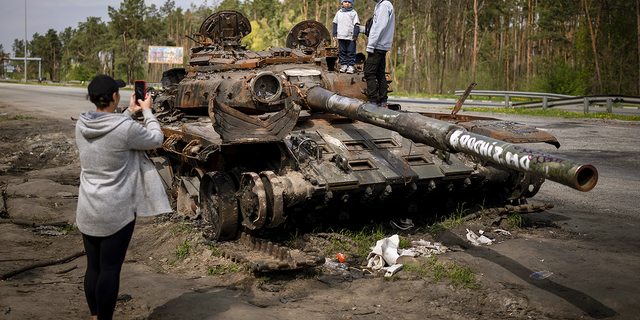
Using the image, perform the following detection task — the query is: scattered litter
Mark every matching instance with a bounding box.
[529,270,553,280]
[117,293,133,302]
[390,218,414,230]
[383,264,403,278]
[494,229,512,236]
[4,307,10,315]
[337,253,346,263]
[367,234,400,270]
[324,260,346,271]
[260,284,280,292]
[366,235,450,276]
[34,226,64,236]
[466,229,493,246]
[279,297,297,304]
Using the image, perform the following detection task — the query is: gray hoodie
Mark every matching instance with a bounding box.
[75,108,171,237]
[366,0,395,52]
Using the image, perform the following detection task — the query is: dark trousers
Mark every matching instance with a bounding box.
[82,220,135,320]
[338,39,356,66]
[364,49,388,103]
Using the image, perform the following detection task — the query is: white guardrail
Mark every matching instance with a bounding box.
[455,90,640,113]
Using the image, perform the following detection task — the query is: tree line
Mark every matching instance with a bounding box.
[1,0,638,96]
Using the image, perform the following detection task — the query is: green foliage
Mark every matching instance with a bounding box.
[174,237,193,258]
[57,224,78,233]
[507,213,523,228]
[68,64,97,82]
[0,115,37,122]
[402,264,429,278]
[461,106,640,122]
[398,238,411,250]
[206,264,239,275]
[286,228,299,249]
[428,203,467,233]
[10,0,636,94]
[208,245,223,258]
[544,59,589,96]
[448,262,479,289]
[172,220,193,235]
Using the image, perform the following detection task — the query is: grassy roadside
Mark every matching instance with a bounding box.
[460,106,640,121]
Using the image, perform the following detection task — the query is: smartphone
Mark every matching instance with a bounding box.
[134,80,146,105]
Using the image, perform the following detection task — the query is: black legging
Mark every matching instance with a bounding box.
[82,220,135,320]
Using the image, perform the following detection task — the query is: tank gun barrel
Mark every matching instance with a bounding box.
[305,87,598,192]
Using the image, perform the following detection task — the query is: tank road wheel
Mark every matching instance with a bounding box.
[200,172,239,241]
[237,172,268,230]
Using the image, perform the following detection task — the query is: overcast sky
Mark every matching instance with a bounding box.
[0,0,213,57]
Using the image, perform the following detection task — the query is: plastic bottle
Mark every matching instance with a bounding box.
[324,260,346,271]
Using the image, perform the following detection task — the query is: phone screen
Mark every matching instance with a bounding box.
[134,80,146,104]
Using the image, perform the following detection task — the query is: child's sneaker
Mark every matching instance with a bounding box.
[346,66,355,74]
[339,65,347,72]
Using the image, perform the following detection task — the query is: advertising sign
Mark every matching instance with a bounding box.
[148,46,183,64]
[5,65,22,73]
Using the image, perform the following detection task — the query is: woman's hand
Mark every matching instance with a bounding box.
[127,92,151,114]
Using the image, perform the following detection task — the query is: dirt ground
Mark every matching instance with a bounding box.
[0,101,637,320]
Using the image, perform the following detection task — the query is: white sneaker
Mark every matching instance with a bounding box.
[339,65,347,72]
[346,66,354,74]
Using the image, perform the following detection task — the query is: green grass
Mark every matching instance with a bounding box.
[0,115,37,122]
[339,225,388,258]
[402,264,430,278]
[57,224,77,233]
[448,262,480,289]
[206,264,239,275]
[286,228,300,249]
[208,245,223,258]
[401,257,479,289]
[398,238,411,249]
[174,237,193,259]
[172,220,193,235]
[426,202,468,233]
[461,106,640,121]
[507,212,524,228]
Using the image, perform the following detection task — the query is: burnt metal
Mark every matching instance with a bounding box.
[217,232,325,272]
[149,10,599,247]
[305,87,597,192]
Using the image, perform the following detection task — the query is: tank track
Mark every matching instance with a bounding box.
[218,232,325,273]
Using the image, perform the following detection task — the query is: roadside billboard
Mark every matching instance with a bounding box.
[5,65,22,73]
[148,46,183,64]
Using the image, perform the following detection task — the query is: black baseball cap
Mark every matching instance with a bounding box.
[88,75,126,96]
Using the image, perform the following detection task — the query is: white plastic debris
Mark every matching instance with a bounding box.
[466,229,493,246]
[367,234,400,270]
[494,229,512,236]
[383,264,403,277]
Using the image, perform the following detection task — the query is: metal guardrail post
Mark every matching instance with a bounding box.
[543,96,548,110]
[505,94,510,108]
[606,97,612,113]
[583,97,589,113]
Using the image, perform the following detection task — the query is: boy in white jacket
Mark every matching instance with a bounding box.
[333,0,360,74]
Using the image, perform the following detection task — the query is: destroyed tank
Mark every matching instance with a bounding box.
[149,11,598,250]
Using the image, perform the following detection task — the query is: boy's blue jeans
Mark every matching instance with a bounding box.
[338,39,356,66]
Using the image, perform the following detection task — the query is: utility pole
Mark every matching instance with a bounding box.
[24,0,27,83]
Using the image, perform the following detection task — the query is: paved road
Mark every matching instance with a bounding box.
[389,96,640,116]
[0,82,131,119]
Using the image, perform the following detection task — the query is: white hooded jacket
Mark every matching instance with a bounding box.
[75,108,171,237]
